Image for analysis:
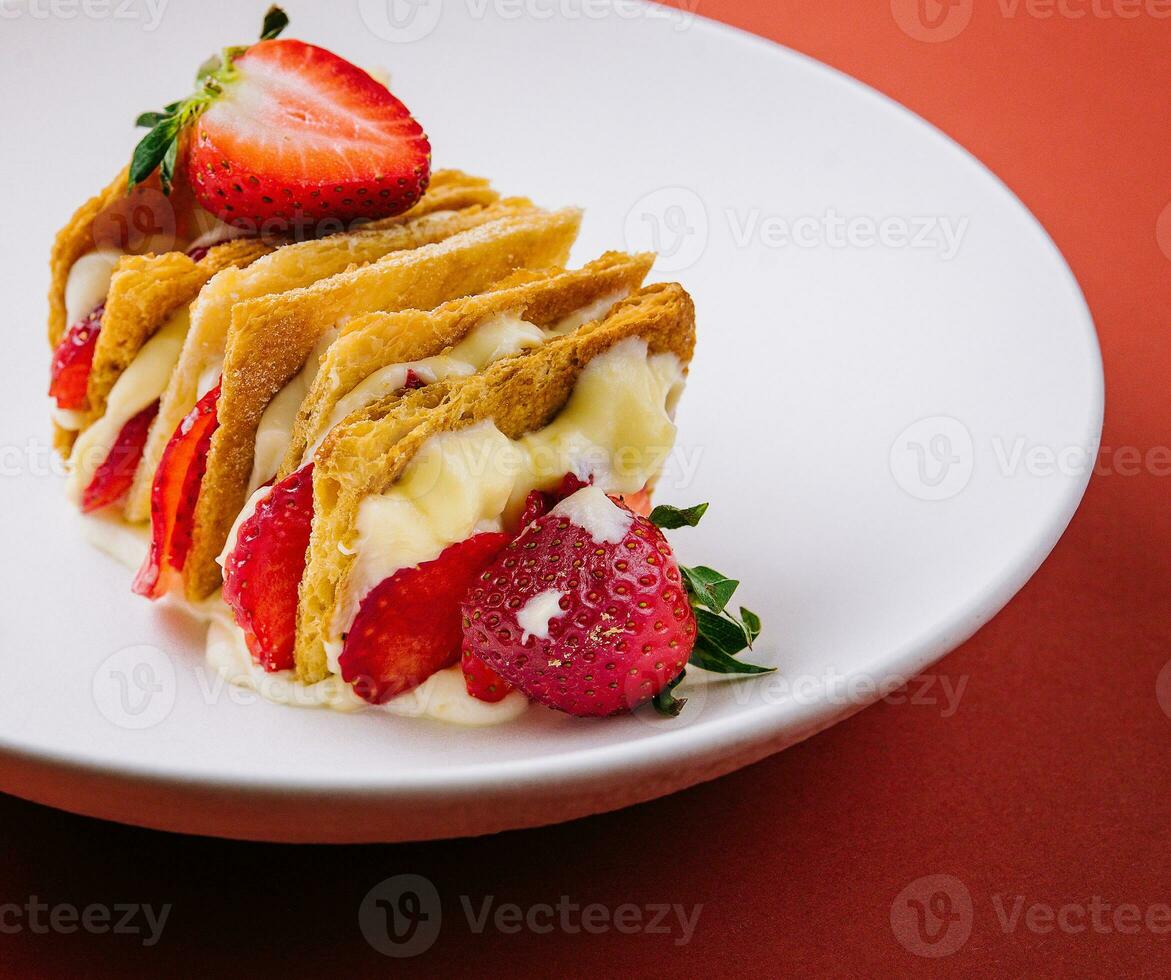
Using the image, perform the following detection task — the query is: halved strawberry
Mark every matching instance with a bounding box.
[130,9,430,233]
[132,384,220,599]
[81,399,159,514]
[49,304,103,411]
[339,532,510,704]
[222,464,314,672]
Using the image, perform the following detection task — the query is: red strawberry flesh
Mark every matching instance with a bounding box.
[80,399,160,514]
[339,532,510,704]
[132,383,221,598]
[460,472,591,703]
[460,649,513,703]
[187,39,431,230]
[49,304,103,411]
[222,464,315,672]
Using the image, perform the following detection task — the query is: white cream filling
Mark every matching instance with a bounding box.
[196,359,224,399]
[547,291,625,335]
[204,592,527,723]
[330,338,685,671]
[207,609,527,722]
[53,407,87,432]
[65,307,189,503]
[216,483,271,568]
[185,210,249,252]
[246,329,338,497]
[78,295,662,725]
[517,589,567,643]
[549,484,634,544]
[64,249,122,326]
[77,510,525,724]
[56,249,124,432]
[305,311,549,462]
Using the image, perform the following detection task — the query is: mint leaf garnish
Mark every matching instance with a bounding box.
[690,640,773,675]
[681,565,739,614]
[642,502,774,716]
[694,608,752,655]
[652,671,688,717]
[650,501,708,529]
[740,607,761,643]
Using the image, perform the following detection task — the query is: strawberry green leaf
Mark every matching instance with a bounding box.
[681,565,739,613]
[135,110,169,128]
[690,640,774,675]
[160,137,179,194]
[195,53,223,82]
[650,502,708,530]
[260,5,290,40]
[652,671,688,716]
[128,116,180,190]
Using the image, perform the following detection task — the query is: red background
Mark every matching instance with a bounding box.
[4,2,1169,975]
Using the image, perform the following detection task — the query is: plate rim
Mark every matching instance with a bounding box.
[0,10,1105,835]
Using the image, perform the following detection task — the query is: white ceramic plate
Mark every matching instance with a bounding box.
[0,3,1101,842]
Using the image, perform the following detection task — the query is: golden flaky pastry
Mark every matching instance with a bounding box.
[295,282,696,682]
[85,239,275,430]
[183,207,582,600]
[125,172,505,522]
[278,250,656,479]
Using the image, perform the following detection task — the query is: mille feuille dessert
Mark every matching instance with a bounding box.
[49,7,769,725]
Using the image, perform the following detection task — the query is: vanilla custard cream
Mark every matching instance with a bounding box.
[246,328,338,496]
[78,508,527,724]
[64,248,123,327]
[329,337,685,668]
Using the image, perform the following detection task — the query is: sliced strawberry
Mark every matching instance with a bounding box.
[80,399,159,514]
[339,532,510,704]
[185,39,430,232]
[49,304,103,411]
[132,383,220,599]
[403,368,427,390]
[222,464,314,672]
[460,649,514,703]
